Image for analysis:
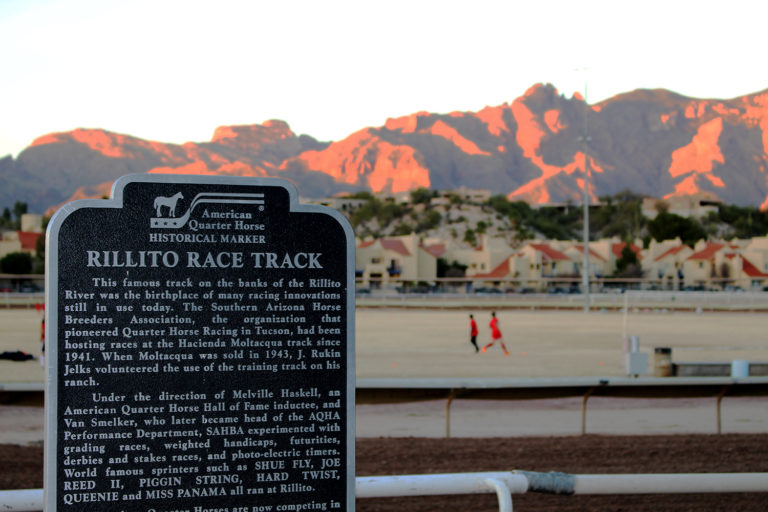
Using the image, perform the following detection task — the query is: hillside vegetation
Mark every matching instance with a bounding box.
[347,188,768,247]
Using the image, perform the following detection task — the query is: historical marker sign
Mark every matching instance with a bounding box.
[45,174,355,511]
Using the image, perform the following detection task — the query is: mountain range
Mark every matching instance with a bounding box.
[1,83,767,215]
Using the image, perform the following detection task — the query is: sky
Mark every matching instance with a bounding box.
[1,0,766,158]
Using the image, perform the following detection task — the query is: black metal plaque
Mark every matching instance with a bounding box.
[45,174,355,511]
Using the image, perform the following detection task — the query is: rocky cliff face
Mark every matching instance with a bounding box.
[2,84,767,214]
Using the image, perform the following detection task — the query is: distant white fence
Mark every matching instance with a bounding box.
[356,290,768,311]
[6,289,768,311]
[4,472,768,512]
[0,292,44,309]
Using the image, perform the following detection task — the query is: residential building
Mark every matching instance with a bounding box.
[458,235,512,278]
[356,234,437,287]
[642,193,721,219]
[647,242,692,289]
[20,214,44,233]
[588,238,643,278]
[0,230,42,259]
[682,241,729,288]
[505,242,572,286]
[565,244,608,278]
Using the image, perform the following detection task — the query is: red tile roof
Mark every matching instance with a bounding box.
[380,239,411,256]
[572,244,606,261]
[18,231,42,251]
[422,243,446,258]
[655,245,688,261]
[741,256,768,278]
[528,243,570,261]
[473,258,511,279]
[688,242,725,260]
[612,242,643,260]
[357,239,411,256]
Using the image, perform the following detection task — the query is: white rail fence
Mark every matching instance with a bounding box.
[3,471,767,512]
[7,290,768,311]
[355,290,768,312]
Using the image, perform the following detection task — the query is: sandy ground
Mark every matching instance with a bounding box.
[4,307,768,381]
[3,307,768,444]
[354,308,768,378]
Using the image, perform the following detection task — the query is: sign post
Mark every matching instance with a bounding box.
[45,174,355,510]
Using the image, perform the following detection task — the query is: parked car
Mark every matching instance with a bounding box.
[473,287,503,294]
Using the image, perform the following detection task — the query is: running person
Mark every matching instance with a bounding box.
[482,311,509,355]
[469,314,479,352]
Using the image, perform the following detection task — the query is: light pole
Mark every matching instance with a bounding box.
[579,80,591,312]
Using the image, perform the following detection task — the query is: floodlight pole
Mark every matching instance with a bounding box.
[580,80,591,312]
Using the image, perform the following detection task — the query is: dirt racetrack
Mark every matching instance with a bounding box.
[4,433,767,511]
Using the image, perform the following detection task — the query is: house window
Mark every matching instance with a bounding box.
[480,263,486,270]
[699,262,704,269]
[372,257,381,264]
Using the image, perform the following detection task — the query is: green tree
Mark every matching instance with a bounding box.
[393,222,413,236]
[410,187,434,205]
[0,208,11,227]
[33,231,46,274]
[531,207,579,240]
[349,197,407,230]
[463,228,477,246]
[437,258,467,278]
[614,243,642,277]
[488,195,513,215]
[415,209,442,232]
[12,201,27,222]
[592,190,645,240]
[716,204,768,238]
[0,252,33,274]
[647,212,707,247]
[348,190,374,200]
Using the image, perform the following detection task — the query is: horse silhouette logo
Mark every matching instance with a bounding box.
[153,192,184,218]
[150,191,265,229]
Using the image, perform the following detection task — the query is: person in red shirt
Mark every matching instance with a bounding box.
[469,314,479,353]
[40,318,45,367]
[482,311,509,356]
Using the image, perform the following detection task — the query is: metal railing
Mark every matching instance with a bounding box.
[4,377,768,436]
[354,290,768,311]
[4,471,767,512]
[357,376,768,436]
[6,289,768,311]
